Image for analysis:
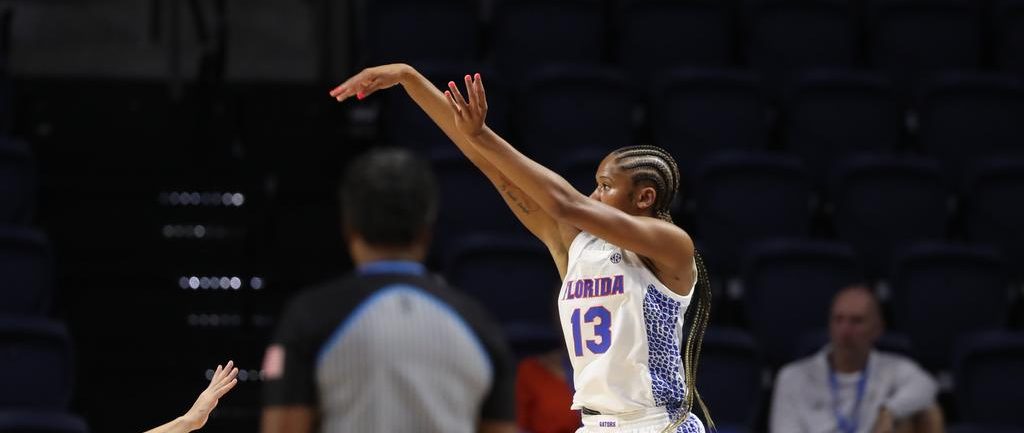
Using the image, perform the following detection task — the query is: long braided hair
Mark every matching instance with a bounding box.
[611,145,715,431]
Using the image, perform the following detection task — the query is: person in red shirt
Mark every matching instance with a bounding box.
[517,349,580,433]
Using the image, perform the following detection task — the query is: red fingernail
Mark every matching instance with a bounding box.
[475,73,481,79]
[356,92,365,100]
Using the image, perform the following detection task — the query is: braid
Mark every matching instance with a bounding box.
[612,145,681,223]
[662,251,715,433]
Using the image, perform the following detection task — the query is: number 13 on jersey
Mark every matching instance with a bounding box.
[570,306,612,356]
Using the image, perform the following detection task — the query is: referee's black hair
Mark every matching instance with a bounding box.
[610,145,715,431]
[339,147,438,246]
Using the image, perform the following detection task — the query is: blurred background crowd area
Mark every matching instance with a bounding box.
[1,0,1023,432]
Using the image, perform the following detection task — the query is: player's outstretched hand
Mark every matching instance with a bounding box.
[329,64,413,102]
[444,73,488,138]
[181,361,239,431]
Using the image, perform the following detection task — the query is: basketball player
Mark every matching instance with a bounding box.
[330,64,714,433]
[143,361,238,433]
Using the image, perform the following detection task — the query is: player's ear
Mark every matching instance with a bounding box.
[635,186,657,211]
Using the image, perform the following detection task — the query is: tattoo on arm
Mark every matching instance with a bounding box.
[500,182,540,214]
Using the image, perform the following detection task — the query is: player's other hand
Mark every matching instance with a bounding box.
[181,360,239,431]
[444,73,488,138]
[329,64,413,102]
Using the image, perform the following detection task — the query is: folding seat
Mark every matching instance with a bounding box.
[867,0,982,81]
[378,63,510,159]
[517,66,633,168]
[993,0,1024,74]
[443,234,561,350]
[0,410,89,433]
[740,239,863,365]
[829,156,948,279]
[430,155,523,260]
[0,317,73,409]
[781,71,903,183]
[891,243,1011,369]
[692,152,812,276]
[0,226,51,315]
[917,73,1024,181]
[616,0,734,78]
[954,331,1024,426]
[948,424,1024,433]
[745,0,858,86]
[650,70,769,179]
[963,158,1024,278]
[695,328,762,431]
[359,0,480,65]
[491,0,606,80]
[0,137,34,224]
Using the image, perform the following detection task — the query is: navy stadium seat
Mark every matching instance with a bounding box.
[430,155,522,261]
[781,71,903,183]
[994,0,1024,74]
[443,234,561,350]
[829,155,948,279]
[948,424,1024,433]
[695,328,761,430]
[741,239,863,365]
[517,66,633,168]
[491,0,605,80]
[0,317,73,409]
[867,0,982,81]
[917,73,1024,180]
[359,0,480,65]
[954,331,1024,426]
[650,70,769,179]
[0,137,35,224]
[0,226,52,315]
[616,0,734,78]
[693,152,811,276]
[0,410,89,433]
[745,1,858,86]
[891,243,1011,369]
[963,158,1024,278]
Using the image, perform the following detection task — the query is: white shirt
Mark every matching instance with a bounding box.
[557,231,696,416]
[770,346,939,433]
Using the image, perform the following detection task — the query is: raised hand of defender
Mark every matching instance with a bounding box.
[181,361,239,431]
[329,64,411,102]
[444,73,488,138]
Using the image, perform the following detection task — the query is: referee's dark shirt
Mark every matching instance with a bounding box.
[262,260,515,433]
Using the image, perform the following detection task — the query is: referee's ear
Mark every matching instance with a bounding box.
[414,227,433,249]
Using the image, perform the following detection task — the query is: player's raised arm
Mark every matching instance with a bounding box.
[444,74,695,291]
[329,65,577,276]
[143,361,239,433]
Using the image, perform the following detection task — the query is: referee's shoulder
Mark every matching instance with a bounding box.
[278,274,362,315]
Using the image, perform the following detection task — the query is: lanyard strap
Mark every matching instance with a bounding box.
[828,366,869,433]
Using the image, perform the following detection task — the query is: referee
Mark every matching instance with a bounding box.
[260,148,516,433]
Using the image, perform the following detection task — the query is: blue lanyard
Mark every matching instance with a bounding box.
[828,366,869,433]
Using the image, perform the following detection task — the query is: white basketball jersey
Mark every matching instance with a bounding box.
[558,231,696,417]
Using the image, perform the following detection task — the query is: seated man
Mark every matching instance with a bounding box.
[770,285,943,433]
